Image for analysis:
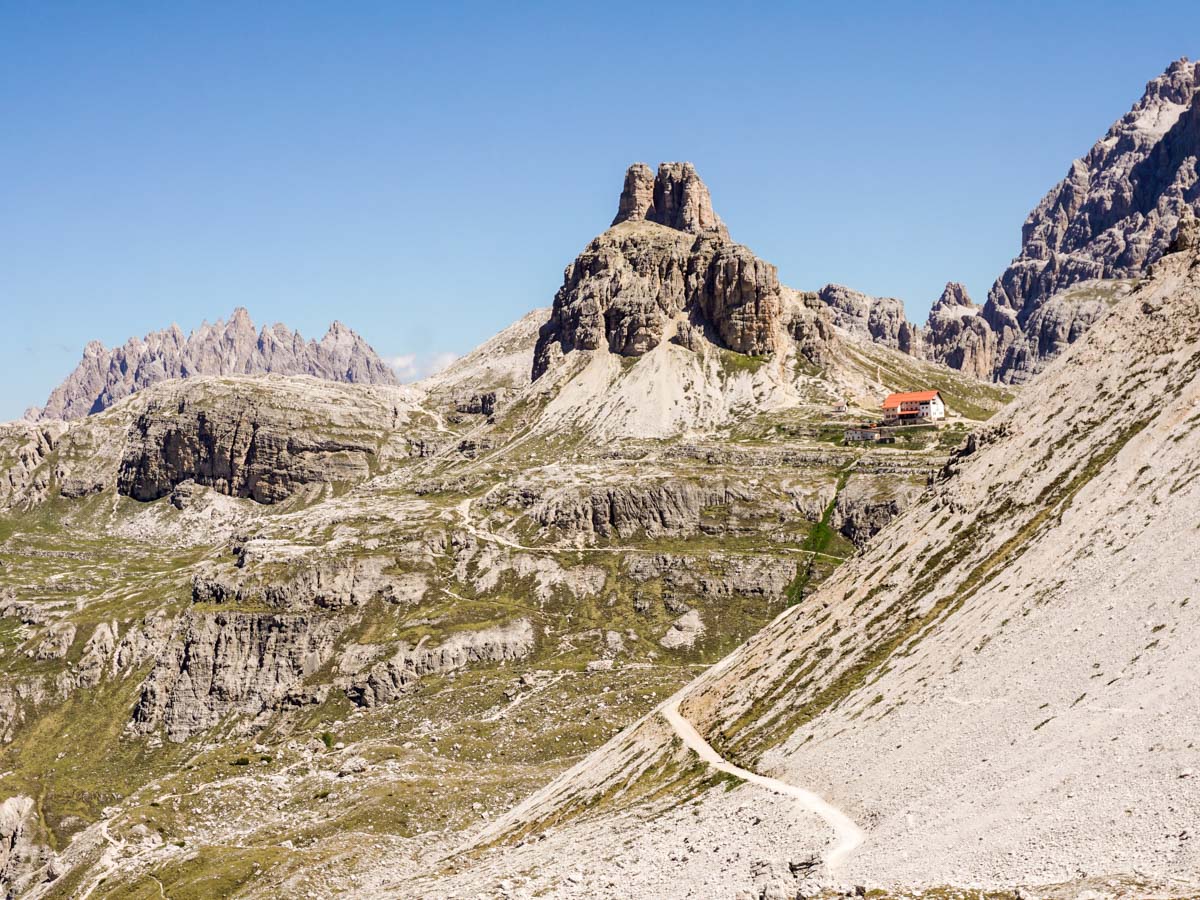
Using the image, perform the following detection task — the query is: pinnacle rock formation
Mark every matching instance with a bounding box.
[533,162,826,379]
[923,282,995,379]
[34,309,398,420]
[984,57,1200,382]
[611,161,729,238]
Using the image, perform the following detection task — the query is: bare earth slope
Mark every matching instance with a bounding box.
[431,241,1200,897]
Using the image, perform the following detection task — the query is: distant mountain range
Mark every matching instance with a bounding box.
[533,58,1200,390]
[30,308,397,420]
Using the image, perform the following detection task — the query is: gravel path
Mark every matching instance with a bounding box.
[660,698,865,873]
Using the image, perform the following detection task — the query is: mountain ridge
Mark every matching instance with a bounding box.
[817,57,1200,386]
[30,307,398,421]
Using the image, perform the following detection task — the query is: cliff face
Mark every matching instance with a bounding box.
[35,309,398,421]
[113,376,409,504]
[131,611,341,742]
[532,162,830,379]
[816,284,917,354]
[805,59,1200,385]
[923,281,996,380]
[984,57,1200,382]
[346,620,535,707]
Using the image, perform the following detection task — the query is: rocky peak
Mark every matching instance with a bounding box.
[533,162,825,379]
[612,163,656,226]
[983,57,1200,383]
[228,307,254,331]
[930,282,974,313]
[924,282,994,380]
[1134,56,1198,111]
[35,311,399,421]
[611,162,729,238]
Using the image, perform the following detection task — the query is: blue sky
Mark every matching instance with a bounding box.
[2,2,1197,420]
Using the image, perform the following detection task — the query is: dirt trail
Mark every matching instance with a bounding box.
[660,698,865,873]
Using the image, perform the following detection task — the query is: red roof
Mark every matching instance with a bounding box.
[882,390,941,409]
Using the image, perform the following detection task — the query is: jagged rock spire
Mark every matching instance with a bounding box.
[1169,205,1198,253]
[931,282,974,312]
[36,310,398,420]
[612,162,729,238]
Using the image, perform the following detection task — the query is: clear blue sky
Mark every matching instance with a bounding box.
[2,2,1197,420]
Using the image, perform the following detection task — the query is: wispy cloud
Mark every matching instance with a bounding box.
[387,351,459,382]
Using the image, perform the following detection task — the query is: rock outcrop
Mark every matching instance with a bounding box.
[0,796,45,897]
[922,282,995,379]
[132,611,340,742]
[659,609,705,650]
[1170,204,1199,252]
[625,553,797,602]
[521,479,754,541]
[192,556,428,611]
[831,474,924,548]
[115,378,397,504]
[35,308,398,421]
[983,57,1200,382]
[346,619,535,707]
[0,423,63,509]
[532,163,829,379]
[816,284,918,354]
[454,390,501,417]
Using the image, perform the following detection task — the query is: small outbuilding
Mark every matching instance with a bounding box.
[845,426,894,443]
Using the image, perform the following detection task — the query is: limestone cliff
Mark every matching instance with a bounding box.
[816,284,918,354]
[115,376,408,504]
[984,57,1200,382]
[532,162,831,379]
[131,611,341,742]
[345,620,535,707]
[923,282,995,379]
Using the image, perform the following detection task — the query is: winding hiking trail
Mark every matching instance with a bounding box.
[661,699,865,873]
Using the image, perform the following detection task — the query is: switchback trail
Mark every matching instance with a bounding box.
[661,699,865,873]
